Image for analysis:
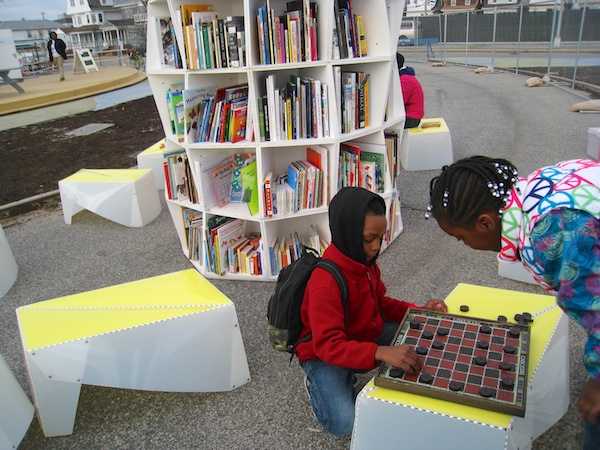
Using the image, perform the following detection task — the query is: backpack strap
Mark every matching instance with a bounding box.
[316,259,349,307]
[292,259,349,358]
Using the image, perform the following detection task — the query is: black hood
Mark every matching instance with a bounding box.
[328,187,386,266]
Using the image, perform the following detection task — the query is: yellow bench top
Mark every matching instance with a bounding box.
[408,117,449,134]
[364,283,561,427]
[17,269,232,350]
[138,139,166,155]
[60,168,153,183]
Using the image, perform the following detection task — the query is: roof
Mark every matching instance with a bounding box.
[101,19,136,29]
[0,20,64,31]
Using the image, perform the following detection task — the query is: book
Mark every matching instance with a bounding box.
[231,153,254,202]
[359,144,386,193]
[210,159,234,208]
[182,86,216,143]
[228,237,249,273]
[158,17,176,67]
[241,159,259,215]
[230,97,248,143]
[215,218,247,275]
[356,14,366,57]
[225,16,244,67]
[167,83,185,141]
[306,145,328,206]
[181,4,215,68]
[263,171,274,218]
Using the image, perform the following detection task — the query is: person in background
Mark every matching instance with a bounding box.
[47,31,67,81]
[296,186,447,436]
[427,156,600,450]
[397,53,424,129]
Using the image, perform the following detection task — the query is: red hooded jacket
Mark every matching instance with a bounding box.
[400,67,424,120]
[295,243,416,370]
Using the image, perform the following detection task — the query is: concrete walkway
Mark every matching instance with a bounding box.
[0,60,599,449]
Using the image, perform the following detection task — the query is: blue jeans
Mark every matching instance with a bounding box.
[583,417,600,450]
[300,322,398,436]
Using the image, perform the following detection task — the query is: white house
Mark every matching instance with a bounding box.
[64,0,137,51]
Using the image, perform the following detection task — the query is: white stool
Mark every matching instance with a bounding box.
[587,127,600,161]
[0,223,18,298]
[498,257,537,285]
[58,168,161,227]
[16,269,251,437]
[352,284,569,450]
[0,352,34,449]
[137,139,167,189]
[400,118,454,171]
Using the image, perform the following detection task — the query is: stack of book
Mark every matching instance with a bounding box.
[333,0,366,59]
[205,216,262,275]
[266,226,328,276]
[195,152,259,215]
[175,4,246,69]
[164,149,199,203]
[258,74,329,142]
[334,69,369,134]
[263,145,328,218]
[338,142,386,193]
[167,83,249,144]
[256,0,319,65]
[183,208,203,260]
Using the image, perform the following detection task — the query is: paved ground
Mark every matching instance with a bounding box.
[1,60,599,449]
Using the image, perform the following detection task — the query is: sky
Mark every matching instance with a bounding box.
[0,0,67,22]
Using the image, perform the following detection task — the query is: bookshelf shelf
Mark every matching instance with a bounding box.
[147,0,406,281]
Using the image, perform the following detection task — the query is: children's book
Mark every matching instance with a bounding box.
[211,159,235,207]
[183,86,216,143]
[241,159,259,215]
[231,153,254,202]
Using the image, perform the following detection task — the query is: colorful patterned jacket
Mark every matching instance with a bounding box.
[499,159,600,381]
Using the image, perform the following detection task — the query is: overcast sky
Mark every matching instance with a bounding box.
[0,0,67,22]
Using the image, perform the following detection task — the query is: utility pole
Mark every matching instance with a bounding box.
[41,11,46,20]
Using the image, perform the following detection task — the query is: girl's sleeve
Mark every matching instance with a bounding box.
[531,209,600,382]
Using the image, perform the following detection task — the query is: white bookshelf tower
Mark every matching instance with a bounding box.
[146,0,406,281]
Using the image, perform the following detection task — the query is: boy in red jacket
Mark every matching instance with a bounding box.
[296,187,447,436]
[397,53,424,129]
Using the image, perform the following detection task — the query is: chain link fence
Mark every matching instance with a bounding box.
[399,1,600,98]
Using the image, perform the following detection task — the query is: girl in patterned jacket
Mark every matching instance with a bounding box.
[427,156,600,449]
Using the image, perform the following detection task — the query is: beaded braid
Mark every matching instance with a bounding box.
[426,156,519,228]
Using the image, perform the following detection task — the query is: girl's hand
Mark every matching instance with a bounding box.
[579,377,600,424]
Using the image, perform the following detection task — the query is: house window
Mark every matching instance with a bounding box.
[450,0,456,5]
[77,16,81,25]
[465,0,471,5]
[79,0,84,5]
[70,0,75,6]
[98,13,103,23]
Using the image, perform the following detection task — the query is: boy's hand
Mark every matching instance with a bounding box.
[579,377,600,424]
[375,344,423,373]
[423,299,448,312]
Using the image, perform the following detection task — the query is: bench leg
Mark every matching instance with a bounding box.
[26,353,81,437]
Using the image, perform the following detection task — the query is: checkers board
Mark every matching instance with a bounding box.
[374,308,530,417]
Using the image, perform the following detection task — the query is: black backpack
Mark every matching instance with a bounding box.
[267,246,349,356]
